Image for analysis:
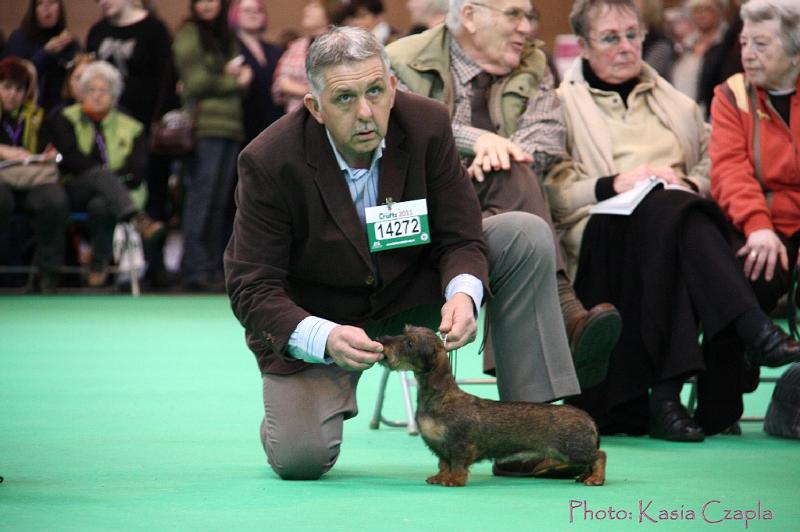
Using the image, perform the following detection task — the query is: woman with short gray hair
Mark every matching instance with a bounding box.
[709,0,800,368]
[77,59,124,107]
[47,60,164,287]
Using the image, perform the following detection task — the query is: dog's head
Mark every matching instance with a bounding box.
[377,325,444,373]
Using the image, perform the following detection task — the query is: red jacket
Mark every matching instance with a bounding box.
[710,73,800,238]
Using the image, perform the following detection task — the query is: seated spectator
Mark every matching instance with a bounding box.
[271,1,330,113]
[671,0,728,109]
[634,0,676,80]
[230,0,284,144]
[405,0,448,35]
[544,0,800,442]
[710,0,800,324]
[0,57,68,292]
[47,60,163,287]
[49,52,95,114]
[4,0,80,114]
[341,0,400,45]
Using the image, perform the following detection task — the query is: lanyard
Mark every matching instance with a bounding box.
[2,117,24,146]
[94,127,109,166]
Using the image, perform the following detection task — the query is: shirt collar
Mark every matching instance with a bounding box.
[449,36,484,87]
[325,128,386,179]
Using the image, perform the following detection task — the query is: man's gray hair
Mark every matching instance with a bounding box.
[305,26,392,98]
[741,0,800,57]
[79,60,124,106]
[446,0,471,32]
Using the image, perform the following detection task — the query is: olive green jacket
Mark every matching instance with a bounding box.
[386,24,548,139]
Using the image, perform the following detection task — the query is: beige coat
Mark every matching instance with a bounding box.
[544,59,711,276]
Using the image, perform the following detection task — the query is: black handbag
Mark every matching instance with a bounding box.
[764,362,800,439]
[150,108,195,156]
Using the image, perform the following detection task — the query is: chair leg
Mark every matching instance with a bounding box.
[399,371,418,436]
[369,366,392,429]
[368,366,419,435]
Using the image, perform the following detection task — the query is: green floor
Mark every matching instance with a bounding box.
[1,296,798,531]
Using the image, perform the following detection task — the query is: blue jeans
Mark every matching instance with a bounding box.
[181,137,240,283]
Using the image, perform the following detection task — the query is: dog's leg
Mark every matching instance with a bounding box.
[427,446,477,487]
[578,450,606,486]
[426,459,458,486]
[427,461,469,487]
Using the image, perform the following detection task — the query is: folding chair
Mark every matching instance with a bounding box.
[369,365,496,435]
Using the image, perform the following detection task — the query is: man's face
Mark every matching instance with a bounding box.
[463,0,535,75]
[0,81,26,113]
[304,57,397,169]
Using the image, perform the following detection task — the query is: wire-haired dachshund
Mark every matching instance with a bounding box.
[378,326,606,487]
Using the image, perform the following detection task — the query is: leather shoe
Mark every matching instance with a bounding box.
[649,400,705,442]
[566,303,622,389]
[746,323,800,368]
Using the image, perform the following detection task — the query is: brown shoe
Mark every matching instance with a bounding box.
[133,213,165,242]
[565,303,622,389]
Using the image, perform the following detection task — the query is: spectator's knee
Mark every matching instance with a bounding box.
[486,211,554,254]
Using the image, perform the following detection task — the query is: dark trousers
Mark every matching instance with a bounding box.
[0,182,69,272]
[571,189,757,435]
[65,167,137,268]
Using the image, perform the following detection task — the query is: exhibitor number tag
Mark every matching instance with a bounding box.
[366,198,430,252]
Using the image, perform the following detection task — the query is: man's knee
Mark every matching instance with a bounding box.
[261,419,341,481]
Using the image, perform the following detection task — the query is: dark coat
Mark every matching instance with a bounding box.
[225,90,489,374]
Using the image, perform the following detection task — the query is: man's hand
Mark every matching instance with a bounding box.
[467,133,533,182]
[737,228,789,282]
[438,292,477,351]
[326,325,383,371]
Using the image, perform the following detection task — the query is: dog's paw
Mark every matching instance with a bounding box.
[579,472,605,486]
[426,473,467,487]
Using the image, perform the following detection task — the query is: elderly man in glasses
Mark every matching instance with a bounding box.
[386,0,623,447]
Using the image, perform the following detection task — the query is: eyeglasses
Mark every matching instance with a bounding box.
[469,2,537,25]
[587,29,646,49]
[84,86,112,95]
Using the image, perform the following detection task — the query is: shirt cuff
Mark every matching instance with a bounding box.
[445,274,484,316]
[595,175,618,201]
[287,316,339,364]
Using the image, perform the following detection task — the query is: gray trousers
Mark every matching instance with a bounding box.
[260,211,578,480]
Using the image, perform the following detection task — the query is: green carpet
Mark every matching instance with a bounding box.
[1,296,798,531]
